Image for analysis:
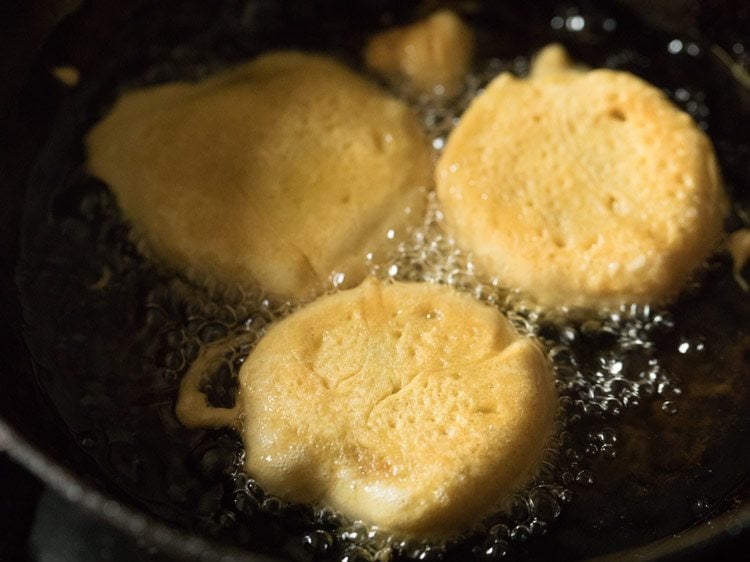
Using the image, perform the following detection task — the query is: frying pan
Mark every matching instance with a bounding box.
[1,0,749,560]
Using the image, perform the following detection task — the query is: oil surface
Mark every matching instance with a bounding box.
[17,1,750,561]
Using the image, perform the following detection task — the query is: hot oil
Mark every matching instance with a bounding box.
[17,1,750,561]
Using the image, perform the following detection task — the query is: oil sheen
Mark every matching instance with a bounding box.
[17,2,750,561]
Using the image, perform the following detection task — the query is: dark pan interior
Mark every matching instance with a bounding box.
[1,1,749,561]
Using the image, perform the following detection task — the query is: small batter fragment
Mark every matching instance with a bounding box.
[436,44,728,309]
[728,228,750,291]
[52,65,81,87]
[87,51,431,301]
[234,278,556,538]
[365,10,475,96]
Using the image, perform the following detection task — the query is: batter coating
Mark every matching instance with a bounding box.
[437,45,727,308]
[365,10,474,96]
[87,51,431,301]
[728,228,750,291]
[236,278,557,538]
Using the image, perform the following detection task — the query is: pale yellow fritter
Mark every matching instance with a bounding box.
[365,10,475,96]
[236,278,557,538]
[437,44,727,309]
[87,51,431,301]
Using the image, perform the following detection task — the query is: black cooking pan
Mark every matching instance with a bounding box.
[1,0,749,560]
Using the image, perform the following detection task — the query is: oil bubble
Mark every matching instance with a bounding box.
[509,524,531,543]
[575,470,595,487]
[528,488,562,521]
[661,400,679,415]
[341,546,374,562]
[303,530,334,554]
